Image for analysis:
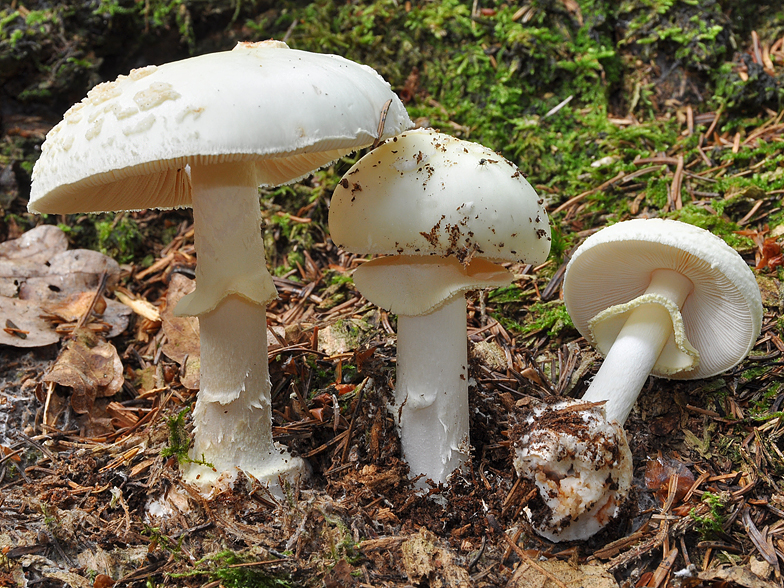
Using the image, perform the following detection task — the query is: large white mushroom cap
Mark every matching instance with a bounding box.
[29,40,412,214]
[564,218,762,380]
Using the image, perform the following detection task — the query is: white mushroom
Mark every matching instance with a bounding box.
[329,128,550,487]
[29,40,412,496]
[513,218,763,541]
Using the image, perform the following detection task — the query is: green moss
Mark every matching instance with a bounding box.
[495,300,574,338]
[325,271,353,287]
[667,205,754,249]
[160,408,213,468]
[690,491,726,539]
[323,513,363,565]
[488,285,528,304]
[95,214,143,263]
[172,550,292,588]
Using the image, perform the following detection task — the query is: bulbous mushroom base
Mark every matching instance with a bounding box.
[182,394,307,498]
[511,398,632,542]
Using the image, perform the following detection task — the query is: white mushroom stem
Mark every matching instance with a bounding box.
[396,296,470,488]
[176,161,302,494]
[183,295,302,491]
[581,268,694,425]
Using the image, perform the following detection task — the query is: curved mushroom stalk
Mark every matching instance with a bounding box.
[512,218,763,542]
[581,268,695,424]
[396,297,470,488]
[176,161,303,495]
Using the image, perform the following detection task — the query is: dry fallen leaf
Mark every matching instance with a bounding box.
[160,274,199,363]
[507,559,618,588]
[401,528,471,588]
[39,291,131,338]
[644,453,695,506]
[0,226,129,345]
[20,249,120,302]
[686,565,782,588]
[0,296,60,347]
[0,224,68,263]
[160,273,200,390]
[0,224,69,297]
[41,328,124,415]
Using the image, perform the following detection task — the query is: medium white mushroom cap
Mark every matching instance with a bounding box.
[564,218,763,380]
[329,128,551,264]
[29,40,412,214]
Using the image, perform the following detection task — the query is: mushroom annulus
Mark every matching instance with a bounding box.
[28,40,412,496]
[329,128,551,487]
[512,218,763,541]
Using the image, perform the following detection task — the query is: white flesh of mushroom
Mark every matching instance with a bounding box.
[512,398,632,542]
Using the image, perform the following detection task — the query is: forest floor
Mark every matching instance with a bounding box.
[2,1,784,587]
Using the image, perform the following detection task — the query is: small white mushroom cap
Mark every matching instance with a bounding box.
[329,128,550,315]
[564,219,762,380]
[329,128,551,264]
[29,40,412,214]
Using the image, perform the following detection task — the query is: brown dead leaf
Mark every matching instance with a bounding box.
[160,273,200,390]
[507,559,618,588]
[39,292,131,338]
[0,296,59,348]
[42,292,107,322]
[0,226,129,339]
[687,566,782,588]
[20,249,120,302]
[161,273,199,364]
[644,453,695,506]
[324,559,358,588]
[93,574,116,588]
[401,527,470,588]
[41,329,124,415]
[0,224,68,264]
[0,225,69,297]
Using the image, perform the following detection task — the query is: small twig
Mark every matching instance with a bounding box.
[467,536,486,571]
[371,99,393,149]
[669,154,684,210]
[550,171,626,214]
[74,271,109,332]
[500,533,568,588]
[282,19,298,44]
[704,105,723,140]
[340,377,369,463]
[14,431,57,463]
[543,95,573,118]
